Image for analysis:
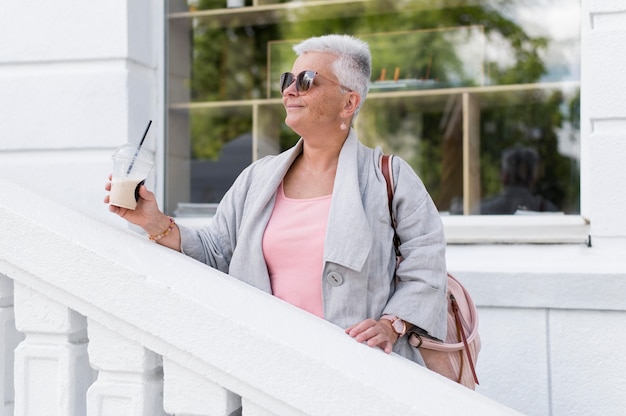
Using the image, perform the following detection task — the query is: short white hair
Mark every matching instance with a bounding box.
[293,34,371,116]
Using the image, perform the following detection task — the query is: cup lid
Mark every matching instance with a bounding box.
[112,143,154,164]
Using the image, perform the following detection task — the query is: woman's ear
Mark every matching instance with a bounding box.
[341,91,361,118]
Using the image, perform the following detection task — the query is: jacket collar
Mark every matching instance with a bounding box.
[323,130,373,272]
[244,130,373,274]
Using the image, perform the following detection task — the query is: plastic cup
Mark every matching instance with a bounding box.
[109,144,154,210]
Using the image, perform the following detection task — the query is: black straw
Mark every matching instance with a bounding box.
[126,120,152,175]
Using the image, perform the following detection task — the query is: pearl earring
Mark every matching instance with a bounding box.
[340,121,347,131]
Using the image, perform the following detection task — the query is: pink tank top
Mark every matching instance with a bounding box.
[262,182,332,318]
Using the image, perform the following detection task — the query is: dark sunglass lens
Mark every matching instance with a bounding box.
[297,71,315,92]
[280,72,295,93]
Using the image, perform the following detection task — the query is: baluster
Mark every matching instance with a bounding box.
[13,282,94,416]
[240,399,276,416]
[162,358,241,416]
[0,275,25,416]
[86,320,168,416]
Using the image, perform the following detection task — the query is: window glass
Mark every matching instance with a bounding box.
[166,0,580,216]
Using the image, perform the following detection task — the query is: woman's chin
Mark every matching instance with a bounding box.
[284,118,300,134]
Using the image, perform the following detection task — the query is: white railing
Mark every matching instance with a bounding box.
[0,179,517,416]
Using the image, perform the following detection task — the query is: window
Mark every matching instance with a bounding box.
[165,0,583,240]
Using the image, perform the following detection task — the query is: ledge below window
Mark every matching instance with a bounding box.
[442,214,589,245]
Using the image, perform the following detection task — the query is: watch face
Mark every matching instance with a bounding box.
[392,318,406,335]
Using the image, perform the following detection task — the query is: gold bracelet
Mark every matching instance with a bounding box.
[149,216,175,241]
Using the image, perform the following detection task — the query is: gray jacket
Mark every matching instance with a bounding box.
[179,129,447,364]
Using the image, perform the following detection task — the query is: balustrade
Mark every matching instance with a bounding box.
[0,275,23,416]
[0,179,516,416]
[13,283,93,416]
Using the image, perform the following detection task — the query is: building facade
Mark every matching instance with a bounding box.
[1,1,625,415]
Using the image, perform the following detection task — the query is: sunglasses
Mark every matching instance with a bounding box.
[280,70,352,94]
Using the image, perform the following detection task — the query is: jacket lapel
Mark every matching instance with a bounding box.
[229,141,304,293]
[324,131,372,272]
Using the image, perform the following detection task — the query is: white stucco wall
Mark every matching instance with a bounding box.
[581,0,626,236]
[1,1,625,415]
[0,0,161,225]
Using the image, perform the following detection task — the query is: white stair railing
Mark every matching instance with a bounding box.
[0,179,519,416]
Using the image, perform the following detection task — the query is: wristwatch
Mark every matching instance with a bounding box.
[381,315,407,337]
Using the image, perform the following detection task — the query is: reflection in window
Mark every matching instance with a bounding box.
[166,0,580,216]
[475,146,559,215]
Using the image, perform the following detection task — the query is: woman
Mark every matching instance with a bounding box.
[105,34,447,365]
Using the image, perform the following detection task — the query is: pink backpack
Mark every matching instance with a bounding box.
[380,154,481,389]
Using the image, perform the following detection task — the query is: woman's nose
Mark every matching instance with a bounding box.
[281,80,298,96]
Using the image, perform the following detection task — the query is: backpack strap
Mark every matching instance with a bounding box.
[450,291,480,385]
[380,154,479,386]
[381,154,394,215]
[380,154,401,255]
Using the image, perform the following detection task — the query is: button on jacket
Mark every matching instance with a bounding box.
[179,129,448,365]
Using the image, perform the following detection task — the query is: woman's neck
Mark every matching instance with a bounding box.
[298,130,348,169]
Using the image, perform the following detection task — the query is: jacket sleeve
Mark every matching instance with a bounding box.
[178,160,260,273]
[382,156,448,341]
[178,151,290,276]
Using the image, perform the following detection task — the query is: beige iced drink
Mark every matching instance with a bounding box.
[109,178,144,210]
[110,122,154,210]
[110,141,154,210]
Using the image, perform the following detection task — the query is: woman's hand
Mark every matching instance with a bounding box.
[345,318,398,354]
[104,174,168,236]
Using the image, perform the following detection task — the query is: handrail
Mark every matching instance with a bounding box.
[0,178,517,415]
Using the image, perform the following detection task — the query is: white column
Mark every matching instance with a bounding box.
[13,283,94,416]
[86,320,168,416]
[0,275,25,416]
[163,358,241,416]
[241,399,275,416]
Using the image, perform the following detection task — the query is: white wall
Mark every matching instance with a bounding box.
[1,1,625,415]
[445,245,626,415]
[0,0,161,225]
[581,0,626,237]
